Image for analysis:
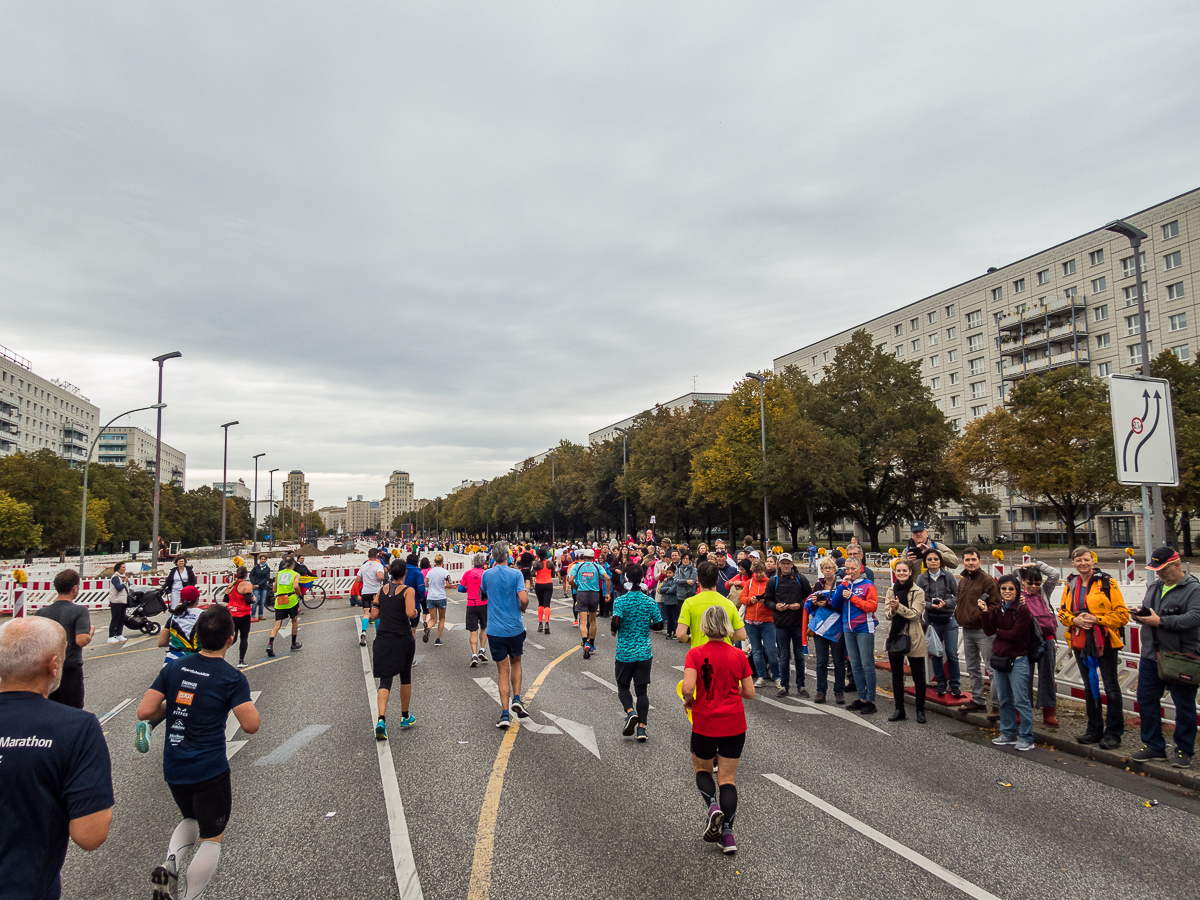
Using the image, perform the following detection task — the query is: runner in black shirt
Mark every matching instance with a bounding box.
[370,560,418,740]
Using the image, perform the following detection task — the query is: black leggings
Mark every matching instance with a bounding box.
[617,680,649,724]
[535,583,554,608]
[888,652,927,711]
[233,615,252,661]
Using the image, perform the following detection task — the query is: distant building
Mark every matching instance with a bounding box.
[316,505,348,532]
[380,470,415,526]
[347,495,382,533]
[0,343,100,467]
[282,470,314,516]
[252,499,279,534]
[96,426,186,487]
[588,392,729,444]
[213,479,251,500]
[451,479,488,493]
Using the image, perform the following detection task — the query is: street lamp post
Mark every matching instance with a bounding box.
[80,404,166,575]
[268,469,279,550]
[1105,219,1165,571]
[150,351,182,571]
[549,453,556,544]
[615,428,629,540]
[219,421,239,557]
[747,372,770,547]
[252,453,265,552]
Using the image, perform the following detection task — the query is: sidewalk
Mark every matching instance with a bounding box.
[875,660,1200,793]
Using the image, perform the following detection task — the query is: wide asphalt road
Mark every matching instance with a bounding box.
[59,585,1198,900]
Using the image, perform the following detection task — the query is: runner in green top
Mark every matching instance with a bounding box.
[676,561,747,649]
[267,561,302,657]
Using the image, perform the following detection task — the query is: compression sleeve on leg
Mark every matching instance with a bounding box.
[181,839,222,900]
[695,771,717,807]
[718,783,738,827]
[167,818,200,863]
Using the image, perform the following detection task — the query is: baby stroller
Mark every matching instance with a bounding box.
[124,587,167,635]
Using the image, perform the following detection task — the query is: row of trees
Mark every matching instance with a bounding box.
[411,331,1200,554]
[0,449,325,558]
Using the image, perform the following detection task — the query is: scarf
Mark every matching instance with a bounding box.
[888,578,913,641]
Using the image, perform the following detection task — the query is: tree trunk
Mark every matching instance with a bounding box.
[867,521,882,553]
[805,500,816,544]
[1183,512,1193,558]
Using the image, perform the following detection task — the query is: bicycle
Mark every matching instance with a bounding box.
[300,578,327,610]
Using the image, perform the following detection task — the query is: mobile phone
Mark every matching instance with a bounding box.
[1134,607,1152,617]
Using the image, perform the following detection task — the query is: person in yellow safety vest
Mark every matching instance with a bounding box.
[267,561,303,657]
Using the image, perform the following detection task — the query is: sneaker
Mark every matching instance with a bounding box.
[117,635,128,642]
[1172,750,1193,769]
[135,721,152,754]
[477,650,488,662]
[237,660,247,669]
[511,698,529,719]
[583,643,592,660]
[797,687,810,699]
[107,636,121,644]
[543,625,550,635]
[423,623,430,643]
[776,686,789,698]
[992,735,1018,746]
[537,622,544,634]
[399,714,416,728]
[753,677,765,688]
[702,802,724,842]
[1131,746,1168,762]
[150,861,179,900]
[635,725,647,742]
[720,825,737,855]
[375,718,388,741]
[1099,735,1122,750]
[359,632,367,647]
[860,702,877,716]
[266,645,276,658]
[290,641,302,652]
[434,638,443,647]
[1015,740,1035,752]
[470,654,479,668]
[847,699,865,711]
[496,712,511,730]
[622,710,638,736]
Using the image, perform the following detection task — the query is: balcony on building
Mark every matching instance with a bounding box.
[998,294,1090,382]
[0,399,18,434]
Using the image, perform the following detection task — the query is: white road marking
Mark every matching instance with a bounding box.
[226,691,263,741]
[764,774,1002,900]
[97,698,132,726]
[532,642,545,650]
[580,671,655,709]
[226,740,248,760]
[671,665,685,672]
[252,724,331,765]
[472,677,563,733]
[756,695,823,714]
[788,696,889,735]
[542,712,601,759]
[358,621,425,900]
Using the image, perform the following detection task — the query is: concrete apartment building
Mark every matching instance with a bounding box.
[213,479,251,500]
[0,344,100,466]
[316,505,348,532]
[282,470,314,516]
[95,426,187,487]
[379,470,416,527]
[774,187,1199,547]
[347,495,382,533]
[589,391,730,444]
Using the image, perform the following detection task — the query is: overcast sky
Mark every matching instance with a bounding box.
[2,3,1198,506]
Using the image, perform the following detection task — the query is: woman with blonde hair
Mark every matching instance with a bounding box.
[681,604,754,856]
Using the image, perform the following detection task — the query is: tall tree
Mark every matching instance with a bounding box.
[0,490,42,556]
[0,450,83,553]
[1151,350,1200,555]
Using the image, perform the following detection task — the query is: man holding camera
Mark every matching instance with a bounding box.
[904,521,958,574]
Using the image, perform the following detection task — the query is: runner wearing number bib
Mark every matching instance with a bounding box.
[267,562,302,657]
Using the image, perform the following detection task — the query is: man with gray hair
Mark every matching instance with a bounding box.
[0,617,114,899]
[480,541,530,729]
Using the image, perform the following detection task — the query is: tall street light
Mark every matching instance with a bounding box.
[150,351,182,570]
[268,468,279,550]
[1105,219,1165,567]
[614,427,629,540]
[252,453,265,552]
[549,452,557,544]
[80,404,166,575]
[746,372,770,548]
[219,421,239,556]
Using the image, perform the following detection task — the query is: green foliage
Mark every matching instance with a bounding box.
[0,450,84,552]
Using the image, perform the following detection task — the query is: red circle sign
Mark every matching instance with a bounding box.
[1131,417,1144,434]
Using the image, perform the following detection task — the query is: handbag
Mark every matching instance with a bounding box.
[1157,650,1200,686]
[885,632,911,655]
[991,654,1015,673]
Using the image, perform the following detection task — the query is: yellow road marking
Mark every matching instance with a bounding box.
[241,656,291,672]
[466,644,579,900]
[87,613,364,660]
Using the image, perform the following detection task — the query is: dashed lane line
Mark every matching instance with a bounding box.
[764,774,1002,900]
[97,698,132,726]
[357,620,424,900]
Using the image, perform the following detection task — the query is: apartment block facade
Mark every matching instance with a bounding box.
[94,426,187,487]
[0,344,100,466]
[379,470,415,528]
[774,187,1199,547]
[282,470,314,516]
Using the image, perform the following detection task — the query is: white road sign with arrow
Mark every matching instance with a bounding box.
[1108,374,1179,486]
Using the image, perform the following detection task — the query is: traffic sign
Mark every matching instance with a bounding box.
[1108,375,1179,486]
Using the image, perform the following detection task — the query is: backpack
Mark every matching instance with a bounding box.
[1027,614,1046,662]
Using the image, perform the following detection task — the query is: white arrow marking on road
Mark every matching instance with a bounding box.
[757,695,824,714]
[580,671,655,709]
[671,665,685,672]
[472,677,562,734]
[532,642,545,650]
[226,740,249,760]
[226,691,263,741]
[787,696,889,735]
[542,712,601,760]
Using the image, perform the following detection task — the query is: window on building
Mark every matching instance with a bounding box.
[1162,220,1180,240]
[1164,250,1183,270]
[966,310,982,328]
[927,332,939,346]
[911,339,921,352]
[949,371,960,385]
[927,353,940,368]
[1062,259,1076,276]
[1064,286,1078,299]
[969,357,985,375]
[1123,283,1148,305]
[1172,344,1191,361]
[811,355,818,366]
[1167,282,1186,300]
[1097,361,1112,376]
[970,380,987,399]
[950,395,960,408]
[930,376,941,389]
[1121,252,1147,277]
[894,345,904,357]
[952,417,962,429]
[1128,342,1154,365]
[1037,269,1050,285]
[1089,248,1105,266]
[998,384,1008,401]
[948,349,959,363]
[991,287,1003,302]
[1091,276,1107,294]
[1125,313,1148,336]
[996,360,1004,374]
[823,350,830,361]
[1170,312,1187,331]
[971,404,988,419]
[946,326,957,340]
[945,303,956,317]
[1013,277,1026,294]
[967,334,983,352]
[1095,332,1111,349]
[927,310,938,325]
[894,323,903,336]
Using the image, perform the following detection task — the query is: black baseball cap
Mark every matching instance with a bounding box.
[1147,546,1180,571]
[911,521,927,532]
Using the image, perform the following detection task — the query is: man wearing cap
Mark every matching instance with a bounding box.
[1131,547,1200,768]
[568,548,610,660]
[764,553,812,698]
[904,521,958,573]
[713,549,739,598]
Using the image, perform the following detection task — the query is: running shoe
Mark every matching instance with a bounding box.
[376,718,388,741]
[135,721,152,754]
[582,643,592,660]
[359,632,367,647]
[266,645,276,658]
[1131,746,1167,761]
[477,649,488,662]
[991,735,1018,746]
[399,714,416,728]
[470,654,479,668]
[237,660,247,669]
[753,677,765,688]
[290,641,303,652]
[720,825,737,855]
[543,624,549,635]
[107,636,121,644]
[511,697,529,718]
[150,861,178,900]
[434,638,442,647]
[702,803,724,842]
[635,725,647,742]
[496,711,511,730]
[622,710,638,737]
[1015,740,1034,752]
[423,623,430,643]
[537,622,544,634]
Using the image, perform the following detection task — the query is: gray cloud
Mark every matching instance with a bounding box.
[2,2,1198,504]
